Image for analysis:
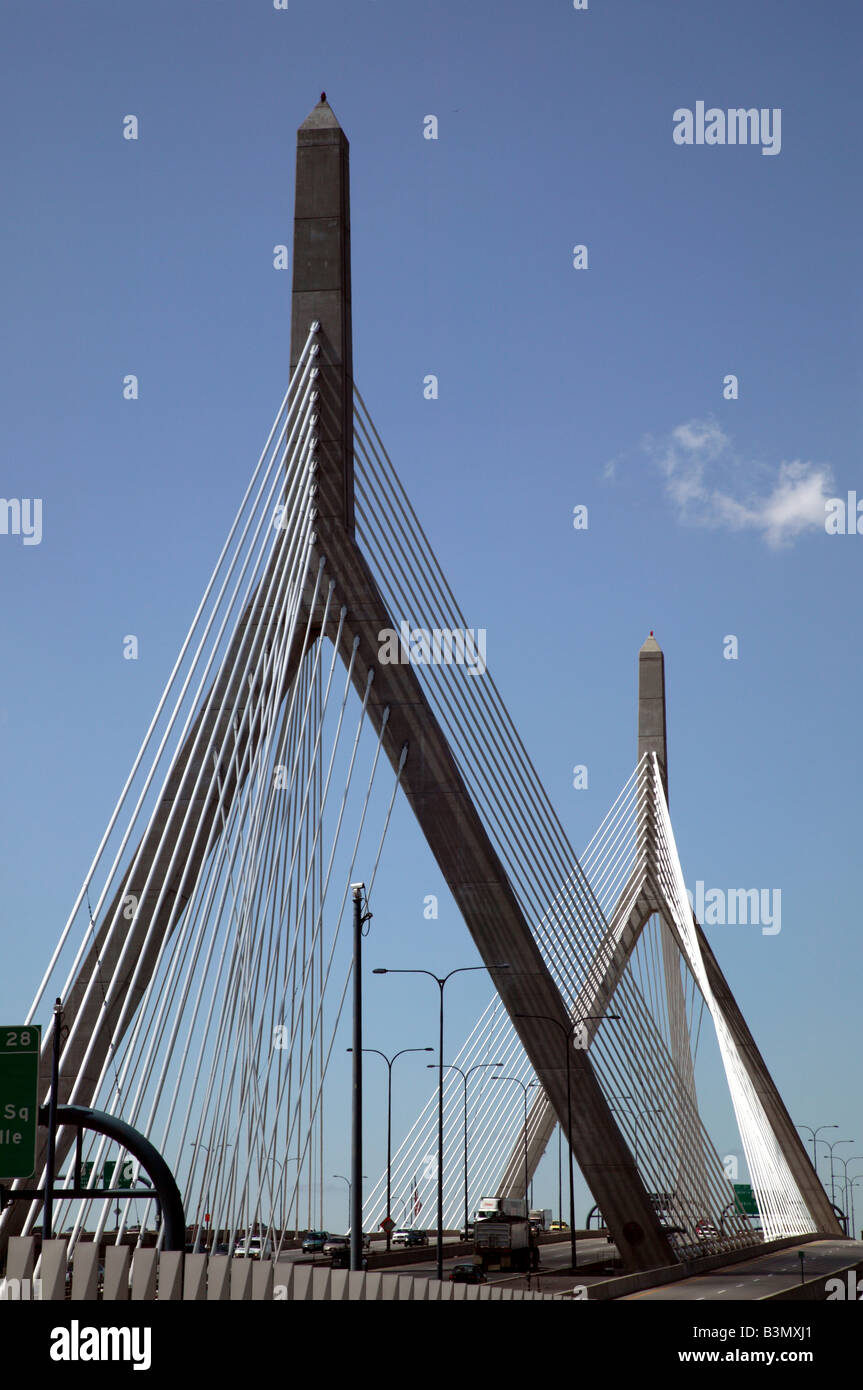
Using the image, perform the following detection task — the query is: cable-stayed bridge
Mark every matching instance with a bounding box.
[0,97,841,1278]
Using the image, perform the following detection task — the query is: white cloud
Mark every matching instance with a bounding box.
[643,418,834,548]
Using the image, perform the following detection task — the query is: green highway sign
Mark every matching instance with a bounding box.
[733,1182,759,1216]
[0,1025,41,1180]
[58,1160,95,1187]
[103,1158,134,1190]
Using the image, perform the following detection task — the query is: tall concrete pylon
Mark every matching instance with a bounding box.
[495,635,840,1241]
[637,634,837,1235]
[1,98,673,1273]
[284,99,673,1271]
[290,95,354,535]
[637,632,668,799]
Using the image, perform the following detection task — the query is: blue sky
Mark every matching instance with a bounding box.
[1,0,861,1230]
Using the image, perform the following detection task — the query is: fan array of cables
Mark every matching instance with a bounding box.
[3,330,405,1256]
[1,345,816,1264]
[355,398,814,1249]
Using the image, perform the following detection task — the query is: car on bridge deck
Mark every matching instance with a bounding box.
[695,1220,720,1241]
[450,1262,487,1284]
[549,1221,569,1232]
[234,1235,274,1260]
[323,1234,371,1256]
[330,1249,370,1270]
[391,1228,429,1247]
[301,1230,329,1253]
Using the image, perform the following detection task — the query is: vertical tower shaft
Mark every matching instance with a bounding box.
[638,632,668,801]
[290,95,354,533]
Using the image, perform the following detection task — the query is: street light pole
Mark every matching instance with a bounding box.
[349,883,373,1273]
[634,1109,662,1168]
[189,1140,233,1251]
[490,1074,538,1209]
[333,1170,367,1240]
[849,1174,863,1241]
[431,1060,504,1239]
[436,980,444,1279]
[271,1158,285,1233]
[843,1158,863,1234]
[374,962,510,1282]
[557,1125,562,1229]
[824,1138,854,1207]
[334,1173,351,1231]
[515,1011,621,1274]
[608,1096,636,1160]
[349,1045,433,1251]
[832,1152,863,1232]
[270,1155,300,1245]
[608,1095,661,1170]
[795,1122,837,1177]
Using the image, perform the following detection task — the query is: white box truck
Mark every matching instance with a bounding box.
[529,1208,552,1232]
[475,1196,527,1222]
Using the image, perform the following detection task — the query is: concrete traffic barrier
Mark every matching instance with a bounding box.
[40,1238,68,1301]
[158,1250,183,1301]
[71,1243,100,1301]
[230,1255,253,1301]
[103,1245,130,1301]
[183,1252,207,1301]
[206,1253,230,1300]
[131,1248,158,1301]
[6,1236,35,1282]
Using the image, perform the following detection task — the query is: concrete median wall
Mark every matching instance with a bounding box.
[1,1236,558,1301]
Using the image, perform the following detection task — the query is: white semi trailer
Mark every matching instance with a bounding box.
[475,1196,527,1221]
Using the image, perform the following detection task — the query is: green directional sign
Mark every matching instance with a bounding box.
[103,1158,134,1190]
[733,1182,759,1216]
[0,1025,41,1179]
[58,1160,95,1187]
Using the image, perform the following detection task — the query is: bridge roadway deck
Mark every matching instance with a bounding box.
[303,1234,863,1300]
[619,1237,863,1301]
[323,1234,618,1297]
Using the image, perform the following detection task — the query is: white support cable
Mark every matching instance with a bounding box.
[61,490,318,1148]
[355,472,733,1223]
[9,349,420,1248]
[52,492,322,1251]
[26,331,320,1030]
[364,751,758,1239]
[200,648,379,1242]
[352,455,697,1084]
[44,364,319,1044]
[16,383,321,1240]
[353,401,615,938]
[17,370,811,1252]
[38,386,320,1120]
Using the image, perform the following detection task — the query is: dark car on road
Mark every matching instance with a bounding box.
[391,1228,428,1247]
[330,1247,369,1271]
[449,1262,487,1284]
[301,1230,329,1254]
